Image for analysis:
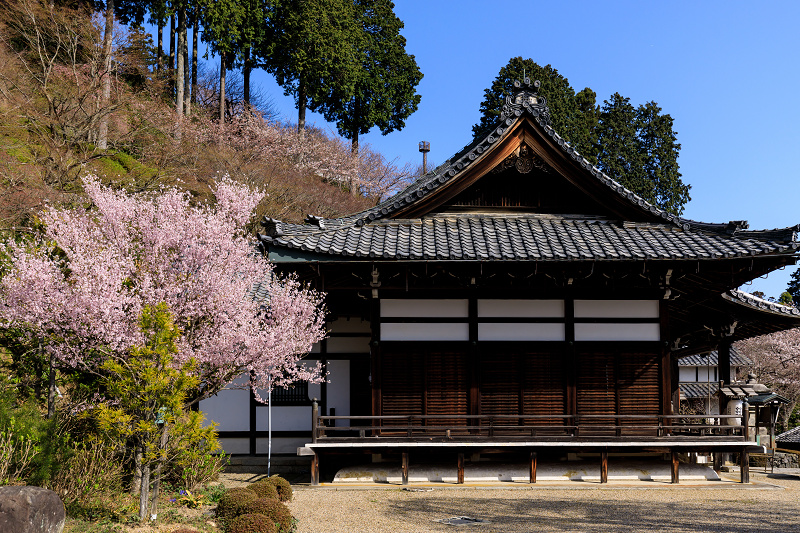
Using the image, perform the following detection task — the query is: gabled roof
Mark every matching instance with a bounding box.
[679,348,751,367]
[258,79,799,265]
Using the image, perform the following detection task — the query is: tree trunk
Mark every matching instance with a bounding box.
[150,427,169,517]
[182,17,190,116]
[297,77,306,137]
[350,99,360,196]
[157,24,163,74]
[169,14,175,97]
[175,9,185,117]
[191,14,198,106]
[97,0,113,150]
[132,447,142,495]
[138,462,151,522]
[219,54,226,124]
[243,48,251,106]
[47,348,56,419]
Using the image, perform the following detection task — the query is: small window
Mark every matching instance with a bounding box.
[270,383,310,406]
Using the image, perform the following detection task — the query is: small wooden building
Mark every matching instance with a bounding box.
[201,79,800,483]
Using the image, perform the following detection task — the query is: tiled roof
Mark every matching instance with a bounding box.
[723,290,800,317]
[718,384,771,399]
[261,215,797,261]
[777,426,800,444]
[680,382,719,400]
[679,348,752,367]
[259,80,800,262]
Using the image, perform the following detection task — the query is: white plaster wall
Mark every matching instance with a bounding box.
[574,300,659,318]
[200,373,250,431]
[381,322,469,341]
[255,405,311,431]
[574,323,660,341]
[326,360,350,426]
[478,299,565,317]
[381,299,468,317]
[218,438,250,454]
[679,367,695,381]
[256,437,308,454]
[478,323,565,341]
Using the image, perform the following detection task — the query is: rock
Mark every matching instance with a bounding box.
[0,486,65,533]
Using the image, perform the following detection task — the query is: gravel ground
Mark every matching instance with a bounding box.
[280,470,800,533]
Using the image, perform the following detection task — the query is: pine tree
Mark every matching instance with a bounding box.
[472,57,597,160]
[263,0,360,133]
[596,93,645,196]
[317,0,422,160]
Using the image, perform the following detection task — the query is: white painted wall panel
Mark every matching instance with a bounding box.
[327,337,369,353]
[574,300,659,318]
[256,437,308,455]
[679,367,695,381]
[218,438,250,454]
[327,317,370,333]
[381,299,468,317]
[478,323,565,341]
[478,299,565,318]
[327,360,350,426]
[255,405,311,431]
[574,323,660,341]
[381,322,469,341]
[200,373,250,431]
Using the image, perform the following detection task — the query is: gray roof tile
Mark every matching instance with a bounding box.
[265,216,795,262]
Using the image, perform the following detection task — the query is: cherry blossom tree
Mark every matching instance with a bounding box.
[736,328,800,429]
[0,174,326,405]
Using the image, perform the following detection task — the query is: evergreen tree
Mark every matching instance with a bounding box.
[263,0,360,132]
[634,101,689,215]
[475,58,691,215]
[596,93,645,196]
[472,57,597,160]
[317,0,422,159]
[788,268,800,305]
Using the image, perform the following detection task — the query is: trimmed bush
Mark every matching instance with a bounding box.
[215,487,258,520]
[238,498,293,532]
[225,513,277,533]
[249,480,279,500]
[261,475,293,502]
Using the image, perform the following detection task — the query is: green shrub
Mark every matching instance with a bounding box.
[202,483,227,503]
[165,411,228,490]
[248,480,278,500]
[224,513,277,533]
[261,475,293,502]
[215,487,257,520]
[238,498,293,532]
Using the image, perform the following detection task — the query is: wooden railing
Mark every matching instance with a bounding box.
[310,412,749,443]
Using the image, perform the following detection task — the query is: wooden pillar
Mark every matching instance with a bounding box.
[600,450,608,484]
[565,298,577,428]
[718,339,732,385]
[457,452,465,484]
[370,286,381,436]
[671,450,680,484]
[401,452,409,485]
[529,451,537,484]
[311,453,320,486]
[713,452,722,472]
[660,300,673,419]
[740,448,750,483]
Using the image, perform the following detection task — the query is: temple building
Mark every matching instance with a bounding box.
[201,79,800,484]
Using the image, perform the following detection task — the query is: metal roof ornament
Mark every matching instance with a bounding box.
[500,78,552,126]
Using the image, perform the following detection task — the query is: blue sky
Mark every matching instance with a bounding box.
[183,1,800,298]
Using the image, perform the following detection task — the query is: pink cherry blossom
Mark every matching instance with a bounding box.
[0,174,326,403]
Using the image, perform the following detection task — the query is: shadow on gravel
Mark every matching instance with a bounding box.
[386,496,800,532]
